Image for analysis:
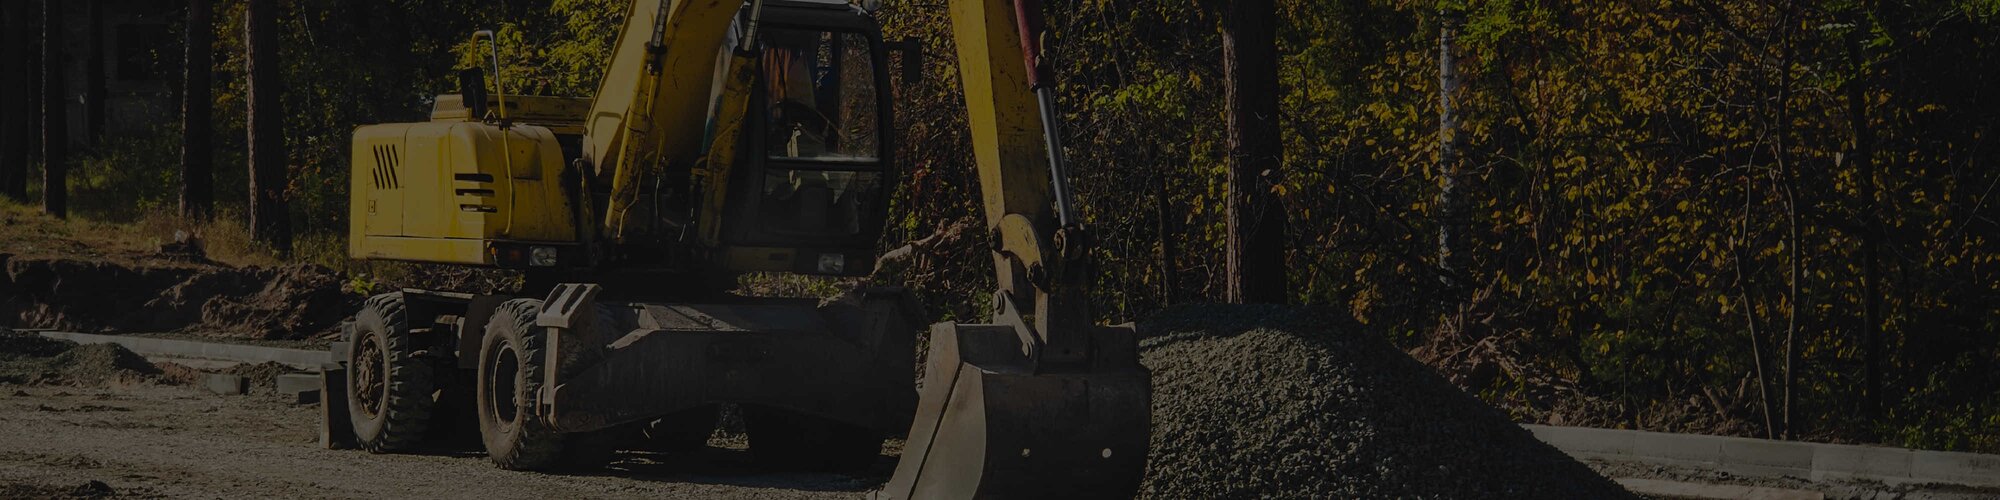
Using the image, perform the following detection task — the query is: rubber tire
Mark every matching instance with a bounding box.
[476,299,621,471]
[347,292,436,453]
[745,405,884,473]
[477,299,568,470]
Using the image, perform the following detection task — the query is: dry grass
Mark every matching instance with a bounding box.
[0,198,165,265]
[0,198,340,270]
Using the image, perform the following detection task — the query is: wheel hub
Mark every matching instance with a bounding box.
[486,343,521,426]
[353,334,386,417]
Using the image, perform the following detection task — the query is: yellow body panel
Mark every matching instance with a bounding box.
[349,121,576,265]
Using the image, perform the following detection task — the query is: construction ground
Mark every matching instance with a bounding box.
[3,210,1997,499]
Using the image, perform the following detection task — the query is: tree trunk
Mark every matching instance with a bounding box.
[1220,0,1287,304]
[1775,9,1802,442]
[1735,175,1777,440]
[42,0,66,218]
[1437,8,1466,291]
[84,0,104,143]
[246,0,289,254]
[1156,164,1178,307]
[1845,11,1883,420]
[1,1,32,201]
[15,0,41,202]
[181,0,213,220]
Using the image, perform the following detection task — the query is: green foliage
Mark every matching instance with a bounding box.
[875,0,2000,452]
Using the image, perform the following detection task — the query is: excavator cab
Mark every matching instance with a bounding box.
[708,7,894,275]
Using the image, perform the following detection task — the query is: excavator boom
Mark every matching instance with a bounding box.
[586,0,745,242]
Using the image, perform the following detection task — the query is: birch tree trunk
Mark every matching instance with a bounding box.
[1437,8,1466,291]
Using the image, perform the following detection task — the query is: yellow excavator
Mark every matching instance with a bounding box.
[322,0,1148,496]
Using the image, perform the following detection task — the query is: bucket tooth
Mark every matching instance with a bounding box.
[877,323,1150,499]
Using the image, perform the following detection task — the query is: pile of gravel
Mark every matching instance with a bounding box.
[1137,305,1632,499]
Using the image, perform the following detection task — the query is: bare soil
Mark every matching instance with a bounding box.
[0,384,880,499]
[0,331,880,498]
[0,255,355,339]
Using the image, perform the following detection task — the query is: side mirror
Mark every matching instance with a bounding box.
[459,68,489,119]
[896,37,924,86]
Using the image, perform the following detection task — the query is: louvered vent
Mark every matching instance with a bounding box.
[370,144,403,190]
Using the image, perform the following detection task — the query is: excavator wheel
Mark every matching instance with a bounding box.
[745,405,883,473]
[346,292,436,453]
[476,298,619,471]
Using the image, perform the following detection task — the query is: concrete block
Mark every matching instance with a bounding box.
[200,373,249,395]
[1911,450,2000,487]
[1613,478,1823,500]
[1811,443,1912,483]
[1634,430,1726,464]
[1524,424,1634,456]
[1721,438,1813,477]
[319,369,356,450]
[276,373,321,404]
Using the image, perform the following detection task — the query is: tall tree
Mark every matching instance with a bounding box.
[1436,7,1466,292]
[41,0,66,218]
[15,0,40,203]
[1220,0,1287,304]
[1,1,32,201]
[84,0,104,143]
[246,0,290,254]
[1845,10,1884,420]
[181,0,214,220]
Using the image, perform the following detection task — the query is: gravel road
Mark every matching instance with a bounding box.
[0,384,881,499]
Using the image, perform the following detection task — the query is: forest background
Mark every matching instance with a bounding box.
[3,0,1996,453]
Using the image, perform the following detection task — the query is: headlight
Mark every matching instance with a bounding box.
[530,246,559,267]
[817,254,846,274]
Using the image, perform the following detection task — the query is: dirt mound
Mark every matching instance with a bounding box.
[1137,305,1632,499]
[181,265,354,338]
[0,479,121,499]
[154,361,298,393]
[227,362,296,389]
[1,255,355,339]
[151,362,207,386]
[0,332,160,386]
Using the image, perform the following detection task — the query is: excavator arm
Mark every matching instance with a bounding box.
[584,0,747,243]
[877,0,1151,497]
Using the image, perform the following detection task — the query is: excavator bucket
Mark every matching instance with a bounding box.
[877,322,1151,499]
